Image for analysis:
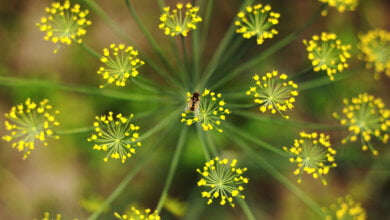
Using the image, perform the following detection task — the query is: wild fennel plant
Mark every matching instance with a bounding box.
[0,0,389,219]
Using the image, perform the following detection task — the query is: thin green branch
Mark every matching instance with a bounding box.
[80,42,101,58]
[56,127,93,135]
[81,0,133,44]
[234,110,344,130]
[196,125,211,161]
[205,132,218,157]
[156,126,188,212]
[299,67,357,91]
[212,4,327,89]
[223,122,287,157]
[0,76,161,102]
[124,0,177,75]
[198,0,255,90]
[237,198,256,220]
[231,136,326,218]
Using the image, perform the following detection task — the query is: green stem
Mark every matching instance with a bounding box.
[0,76,161,102]
[81,0,133,44]
[124,0,177,75]
[197,125,211,161]
[138,108,180,141]
[223,122,287,157]
[232,136,325,218]
[237,198,256,220]
[299,67,357,91]
[234,110,344,130]
[130,78,159,94]
[212,4,326,89]
[198,0,255,90]
[80,42,101,58]
[156,126,188,212]
[56,127,93,135]
[181,36,191,89]
[205,132,218,157]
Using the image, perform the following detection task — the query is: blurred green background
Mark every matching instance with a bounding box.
[0,0,389,219]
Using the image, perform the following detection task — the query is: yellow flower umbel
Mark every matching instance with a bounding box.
[2,98,60,159]
[36,0,92,53]
[88,112,142,163]
[246,70,298,119]
[322,195,367,220]
[196,157,249,207]
[235,4,280,45]
[358,29,390,79]
[333,93,390,155]
[97,44,144,88]
[114,206,160,220]
[303,32,351,80]
[319,0,359,15]
[283,132,337,186]
[34,212,62,220]
[159,3,202,37]
[181,89,231,132]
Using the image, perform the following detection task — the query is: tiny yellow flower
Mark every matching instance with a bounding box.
[36,0,92,53]
[358,29,390,79]
[246,70,298,119]
[319,0,359,16]
[322,195,366,220]
[114,206,160,220]
[97,44,144,88]
[2,98,60,159]
[181,89,231,132]
[159,3,202,37]
[303,32,351,80]
[283,132,337,185]
[34,212,62,220]
[333,93,389,155]
[88,112,142,163]
[196,157,249,207]
[235,4,280,45]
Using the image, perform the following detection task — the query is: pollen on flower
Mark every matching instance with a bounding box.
[282,132,337,185]
[196,157,249,207]
[35,212,62,220]
[96,44,144,88]
[114,206,160,220]
[36,0,92,53]
[358,29,390,79]
[318,0,359,16]
[235,4,280,45]
[88,112,142,163]
[303,32,351,80]
[333,93,389,155]
[322,195,366,220]
[158,3,202,37]
[181,89,231,132]
[2,98,60,159]
[246,70,298,119]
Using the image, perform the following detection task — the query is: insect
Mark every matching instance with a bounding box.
[185,92,200,114]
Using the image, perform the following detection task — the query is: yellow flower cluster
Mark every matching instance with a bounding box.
[235,4,280,45]
[196,157,249,207]
[319,0,359,15]
[246,70,298,119]
[97,44,144,88]
[114,206,160,220]
[2,98,60,159]
[159,3,202,37]
[303,32,351,80]
[88,112,141,163]
[333,93,389,155]
[322,195,366,220]
[36,0,92,53]
[283,132,337,186]
[358,29,390,79]
[181,89,231,132]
